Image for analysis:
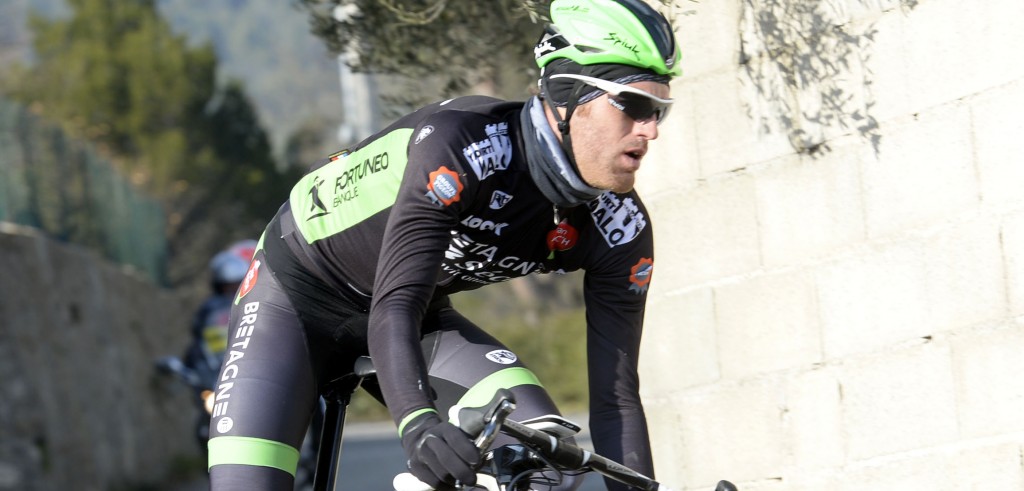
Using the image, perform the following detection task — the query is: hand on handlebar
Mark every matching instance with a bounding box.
[400,412,481,489]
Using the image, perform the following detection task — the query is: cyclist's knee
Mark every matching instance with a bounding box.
[208,436,301,491]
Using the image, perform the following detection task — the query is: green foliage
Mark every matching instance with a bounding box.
[296,0,686,105]
[0,98,169,282]
[347,279,589,422]
[14,0,217,188]
[2,0,301,286]
[478,306,590,411]
[157,0,346,164]
[737,0,918,155]
[297,0,550,102]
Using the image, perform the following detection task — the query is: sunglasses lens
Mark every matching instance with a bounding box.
[610,93,669,124]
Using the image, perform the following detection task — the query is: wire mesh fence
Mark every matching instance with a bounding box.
[0,98,167,284]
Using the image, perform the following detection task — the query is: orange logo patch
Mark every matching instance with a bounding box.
[628,257,653,294]
[425,166,464,207]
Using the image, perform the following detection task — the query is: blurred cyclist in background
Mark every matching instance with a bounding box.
[183,240,257,390]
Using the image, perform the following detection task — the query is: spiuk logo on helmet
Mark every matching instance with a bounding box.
[534,0,682,77]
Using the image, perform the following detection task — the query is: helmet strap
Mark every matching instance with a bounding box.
[540,67,595,185]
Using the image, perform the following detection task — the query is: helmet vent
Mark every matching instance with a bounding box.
[613,0,677,61]
[536,0,682,77]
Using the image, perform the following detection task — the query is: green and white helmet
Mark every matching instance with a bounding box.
[534,0,682,77]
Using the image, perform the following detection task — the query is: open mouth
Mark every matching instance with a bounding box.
[625,148,646,161]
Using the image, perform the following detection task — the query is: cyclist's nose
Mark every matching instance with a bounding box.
[634,118,659,140]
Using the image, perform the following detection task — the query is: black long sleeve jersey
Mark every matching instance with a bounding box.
[270,95,656,474]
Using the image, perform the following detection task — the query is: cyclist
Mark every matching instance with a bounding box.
[179,240,256,450]
[207,1,681,490]
[184,240,257,386]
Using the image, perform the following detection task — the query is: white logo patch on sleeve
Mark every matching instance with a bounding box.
[489,190,513,209]
[463,122,512,181]
[588,192,647,247]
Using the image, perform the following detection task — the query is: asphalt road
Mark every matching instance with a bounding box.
[333,424,406,489]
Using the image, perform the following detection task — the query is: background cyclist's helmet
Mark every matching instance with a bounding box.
[535,0,682,77]
[209,240,256,285]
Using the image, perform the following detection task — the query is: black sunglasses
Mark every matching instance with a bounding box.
[550,74,673,125]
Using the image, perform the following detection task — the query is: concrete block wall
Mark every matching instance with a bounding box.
[637,0,1024,489]
[0,225,198,491]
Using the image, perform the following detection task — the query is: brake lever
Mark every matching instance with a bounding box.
[449,388,518,451]
[474,398,515,450]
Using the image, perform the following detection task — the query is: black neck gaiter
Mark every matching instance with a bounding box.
[519,97,603,208]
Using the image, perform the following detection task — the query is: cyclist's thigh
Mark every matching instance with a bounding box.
[420,307,583,490]
[421,308,559,420]
[426,307,575,427]
[207,253,318,491]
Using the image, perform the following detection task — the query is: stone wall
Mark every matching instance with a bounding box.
[0,225,199,491]
[638,0,1024,489]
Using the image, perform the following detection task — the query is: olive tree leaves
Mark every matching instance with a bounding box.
[739,0,918,155]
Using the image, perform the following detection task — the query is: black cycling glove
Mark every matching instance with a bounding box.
[400,411,481,489]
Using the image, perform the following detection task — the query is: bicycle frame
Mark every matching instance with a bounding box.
[311,357,376,491]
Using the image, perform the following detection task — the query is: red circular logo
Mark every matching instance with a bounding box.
[547,221,578,252]
[237,259,261,300]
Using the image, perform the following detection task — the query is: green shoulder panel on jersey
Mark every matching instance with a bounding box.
[289,129,414,244]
